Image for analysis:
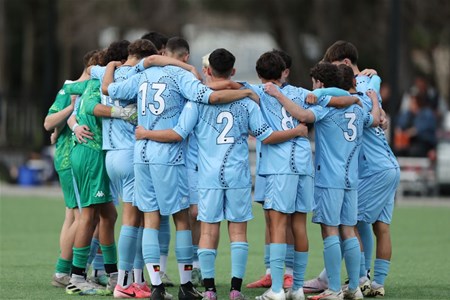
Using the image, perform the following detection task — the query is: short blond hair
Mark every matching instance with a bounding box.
[202,53,211,68]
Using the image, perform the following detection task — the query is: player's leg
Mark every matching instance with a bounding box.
[189,204,202,286]
[159,215,173,286]
[226,187,252,300]
[52,208,76,287]
[188,167,202,287]
[340,190,362,300]
[257,174,300,300]
[52,169,80,288]
[153,164,200,300]
[309,187,344,300]
[368,221,391,298]
[197,188,226,300]
[198,221,220,300]
[98,201,118,293]
[288,212,308,300]
[247,208,272,288]
[284,217,294,289]
[66,205,101,295]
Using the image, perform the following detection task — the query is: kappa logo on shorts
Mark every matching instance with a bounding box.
[181,196,188,205]
[95,191,105,198]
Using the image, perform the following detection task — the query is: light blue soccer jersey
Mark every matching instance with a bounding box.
[91,65,136,150]
[185,133,198,171]
[309,103,365,189]
[107,65,214,165]
[354,89,399,178]
[356,74,381,97]
[246,84,314,176]
[173,99,273,189]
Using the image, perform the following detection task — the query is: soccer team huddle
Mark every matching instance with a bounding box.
[44,30,400,300]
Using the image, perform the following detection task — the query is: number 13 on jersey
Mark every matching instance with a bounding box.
[139,82,167,116]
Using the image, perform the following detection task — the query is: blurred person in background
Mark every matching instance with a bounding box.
[395,92,437,157]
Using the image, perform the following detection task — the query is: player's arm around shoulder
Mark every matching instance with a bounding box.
[264,82,315,123]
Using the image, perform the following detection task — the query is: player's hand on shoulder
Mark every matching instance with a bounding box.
[360,68,378,77]
[247,90,260,103]
[108,60,123,68]
[306,93,318,105]
[263,82,280,98]
[190,67,203,81]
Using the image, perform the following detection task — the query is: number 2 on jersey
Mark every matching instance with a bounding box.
[216,111,235,144]
[139,82,166,116]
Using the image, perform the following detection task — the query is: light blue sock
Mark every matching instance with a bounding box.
[270,243,286,293]
[360,252,367,278]
[118,225,138,271]
[357,221,373,275]
[293,251,308,290]
[231,242,248,279]
[159,216,171,256]
[193,244,199,263]
[285,244,295,270]
[142,228,160,264]
[175,230,193,263]
[198,248,217,279]
[323,235,341,292]
[93,254,105,271]
[264,244,270,269]
[133,227,145,269]
[87,238,100,266]
[374,259,390,285]
[343,237,361,291]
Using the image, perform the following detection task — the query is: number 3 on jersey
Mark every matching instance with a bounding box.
[139,82,166,116]
[344,112,357,141]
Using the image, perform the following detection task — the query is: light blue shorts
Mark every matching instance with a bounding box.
[253,174,266,204]
[134,163,189,215]
[187,168,199,205]
[263,174,314,214]
[358,168,400,224]
[106,149,135,203]
[197,188,253,223]
[312,187,358,226]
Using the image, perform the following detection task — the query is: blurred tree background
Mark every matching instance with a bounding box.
[0,0,449,154]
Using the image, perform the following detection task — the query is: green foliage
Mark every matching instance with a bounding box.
[1,196,449,299]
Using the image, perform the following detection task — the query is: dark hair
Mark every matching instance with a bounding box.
[337,64,355,90]
[104,40,130,64]
[141,31,168,52]
[128,39,158,59]
[208,48,235,78]
[83,50,99,68]
[271,49,292,69]
[323,40,358,64]
[256,52,285,80]
[166,37,189,55]
[88,49,107,67]
[309,62,340,88]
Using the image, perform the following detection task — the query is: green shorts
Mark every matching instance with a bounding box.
[57,168,79,209]
[71,144,112,207]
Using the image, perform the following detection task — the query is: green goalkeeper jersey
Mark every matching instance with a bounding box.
[65,79,103,152]
[47,81,74,171]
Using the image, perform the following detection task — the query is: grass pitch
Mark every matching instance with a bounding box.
[1,195,449,299]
